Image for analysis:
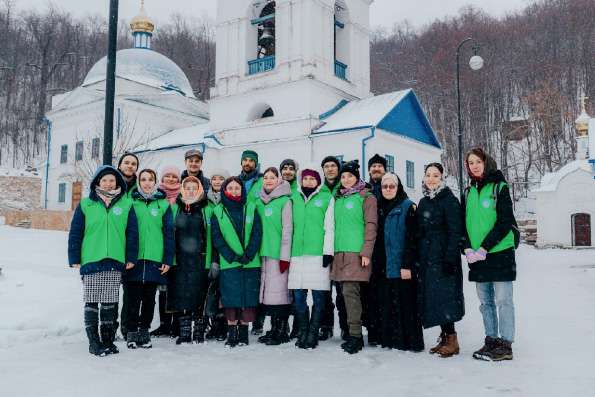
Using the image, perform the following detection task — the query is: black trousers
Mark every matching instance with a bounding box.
[321,281,347,331]
[126,283,158,332]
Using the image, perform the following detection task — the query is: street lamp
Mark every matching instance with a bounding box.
[456,37,484,201]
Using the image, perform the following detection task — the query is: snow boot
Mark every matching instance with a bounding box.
[318,326,333,341]
[192,317,206,344]
[342,335,364,354]
[429,332,447,354]
[473,336,498,361]
[304,309,321,349]
[437,333,459,358]
[251,309,265,335]
[84,304,108,357]
[258,315,276,344]
[138,328,152,348]
[126,331,139,349]
[225,325,239,348]
[295,311,310,349]
[289,316,299,340]
[99,303,119,354]
[238,324,249,346]
[266,316,290,346]
[150,290,171,337]
[176,315,192,345]
[487,338,513,361]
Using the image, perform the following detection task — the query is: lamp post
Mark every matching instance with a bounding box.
[103,0,119,166]
[456,37,484,201]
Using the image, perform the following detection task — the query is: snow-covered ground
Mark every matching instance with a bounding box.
[1,225,594,397]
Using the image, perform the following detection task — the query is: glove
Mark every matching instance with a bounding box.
[464,249,477,264]
[475,247,487,262]
[322,255,334,268]
[279,260,290,274]
[442,261,456,275]
[208,262,220,280]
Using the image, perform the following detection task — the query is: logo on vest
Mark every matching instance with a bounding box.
[314,200,323,207]
[112,207,123,216]
[345,202,354,210]
[151,208,159,217]
[482,199,493,209]
[264,207,274,217]
[246,215,253,224]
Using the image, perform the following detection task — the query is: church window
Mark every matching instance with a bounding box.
[92,138,100,159]
[75,141,84,161]
[60,145,68,164]
[385,154,395,173]
[58,183,66,203]
[334,1,349,80]
[406,160,415,188]
[248,1,276,75]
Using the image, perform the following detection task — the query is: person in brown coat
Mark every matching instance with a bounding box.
[330,160,378,354]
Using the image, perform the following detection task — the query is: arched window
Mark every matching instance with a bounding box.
[248,1,276,75]
[248,103,275,121]
[334,1,349,80]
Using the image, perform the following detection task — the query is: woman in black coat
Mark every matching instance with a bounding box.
[416,163,465,358]
[168,176,210,345]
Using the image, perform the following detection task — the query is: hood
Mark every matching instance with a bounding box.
[297,183,323,203]
[260,180,292,204]
[221,177,247,209]
[89,165,127,201]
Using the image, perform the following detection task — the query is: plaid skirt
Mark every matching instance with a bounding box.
[82,270,122,303]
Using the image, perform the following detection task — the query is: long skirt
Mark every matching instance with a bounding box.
[82,270,121,303]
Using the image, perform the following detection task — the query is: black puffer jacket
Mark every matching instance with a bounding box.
[416,186,465,328]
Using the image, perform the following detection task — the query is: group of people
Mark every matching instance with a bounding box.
[68,146,518,362]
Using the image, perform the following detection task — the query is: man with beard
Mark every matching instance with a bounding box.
[280,159,299,193]
[181,149,210,192]
[117,152,139,197]
[368,154,387,199]
[318,155,348,342]
[238,150,263,204]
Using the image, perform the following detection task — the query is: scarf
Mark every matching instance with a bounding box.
[224,190,242,203]
[422,180,447,200]
[302,186,316,198]
[339,180,366,197]
[160,181,181,204]
[138,184,159,201]
[207,189,222,205]
[95,186,122,207]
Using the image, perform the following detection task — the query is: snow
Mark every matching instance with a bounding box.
[315,90,410,133]
[83,48,196,98]
[134,123,211,152]
[0,167,41,178]
[532,160,593,192]
[1,225,595,396]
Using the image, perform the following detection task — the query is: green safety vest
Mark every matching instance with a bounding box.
[321,181,340,196]
[132,196,169,263]
[80,197,132,265]
[257,196,291,259]
[246,178,264,204]
[291,190,332,257]
[334,192,367,253]
[465,182,515,253]
[213,202,261,270]
[171,201,213,267]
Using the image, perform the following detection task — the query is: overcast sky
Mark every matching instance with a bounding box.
[15,0,530,29]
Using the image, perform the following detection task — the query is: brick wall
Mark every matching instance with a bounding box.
[1,209,73,231]
[0,175,41,211]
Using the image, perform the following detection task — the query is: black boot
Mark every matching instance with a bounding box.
[176,315,192,345]
[151,290,171,337]
[238,324,249,346]
[289,316,298,340]
[318,326,333,341]
[295,311,310,349]
[126,331,138,349]
[258,315,276,344]
[342,335,364,354]
[266,316,290,346]
[225,325,239,347]
[85,304,108,357]
[99,303,119,354]
[305,309,322,349]
[251,308,265,335]
[137,328,152,348]
[193,317,206,344]
[170,312,180,338]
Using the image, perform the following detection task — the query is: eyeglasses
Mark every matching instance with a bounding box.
[381,184,397,190]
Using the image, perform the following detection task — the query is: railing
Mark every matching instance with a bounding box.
[335,60,347,80]
[248,56,275,75]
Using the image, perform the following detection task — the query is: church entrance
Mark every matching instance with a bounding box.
[71,181,82,211]
[572,213,591,246]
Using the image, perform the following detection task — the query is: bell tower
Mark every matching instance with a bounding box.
[209,0,373,129]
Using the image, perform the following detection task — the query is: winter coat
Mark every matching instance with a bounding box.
[68,165,139,276]
[211,180,263,309]
[239,170,264,204]
[416,186,465,328]
[167,194,209,312]
[181,169,211,193]
[288,184,334,291]
[330,185,378,282]
[258,181,293,305]
[463,165,517,282]
[123,188,174,285]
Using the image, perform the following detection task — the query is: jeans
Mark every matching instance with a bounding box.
[293,289,326,316]
[476,281,515,342]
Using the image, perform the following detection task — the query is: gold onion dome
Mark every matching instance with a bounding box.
[130,0,155,34]
[576,95,590,137]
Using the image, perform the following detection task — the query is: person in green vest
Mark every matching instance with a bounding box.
[211,176,263,347]
[124,169,174,350]
[237,149,265,335]
[319,155,348,342]
[288,168,334,349]
[463,147,517,362]
[168,176,211,345]
[204,168,230,342]
[331,160,378,354]
[68,165,138,357]
[280,158,299,193]
[255,167,293,346]
[116,152,139,339]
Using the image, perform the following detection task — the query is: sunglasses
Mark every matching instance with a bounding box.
[381,184,397,190]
